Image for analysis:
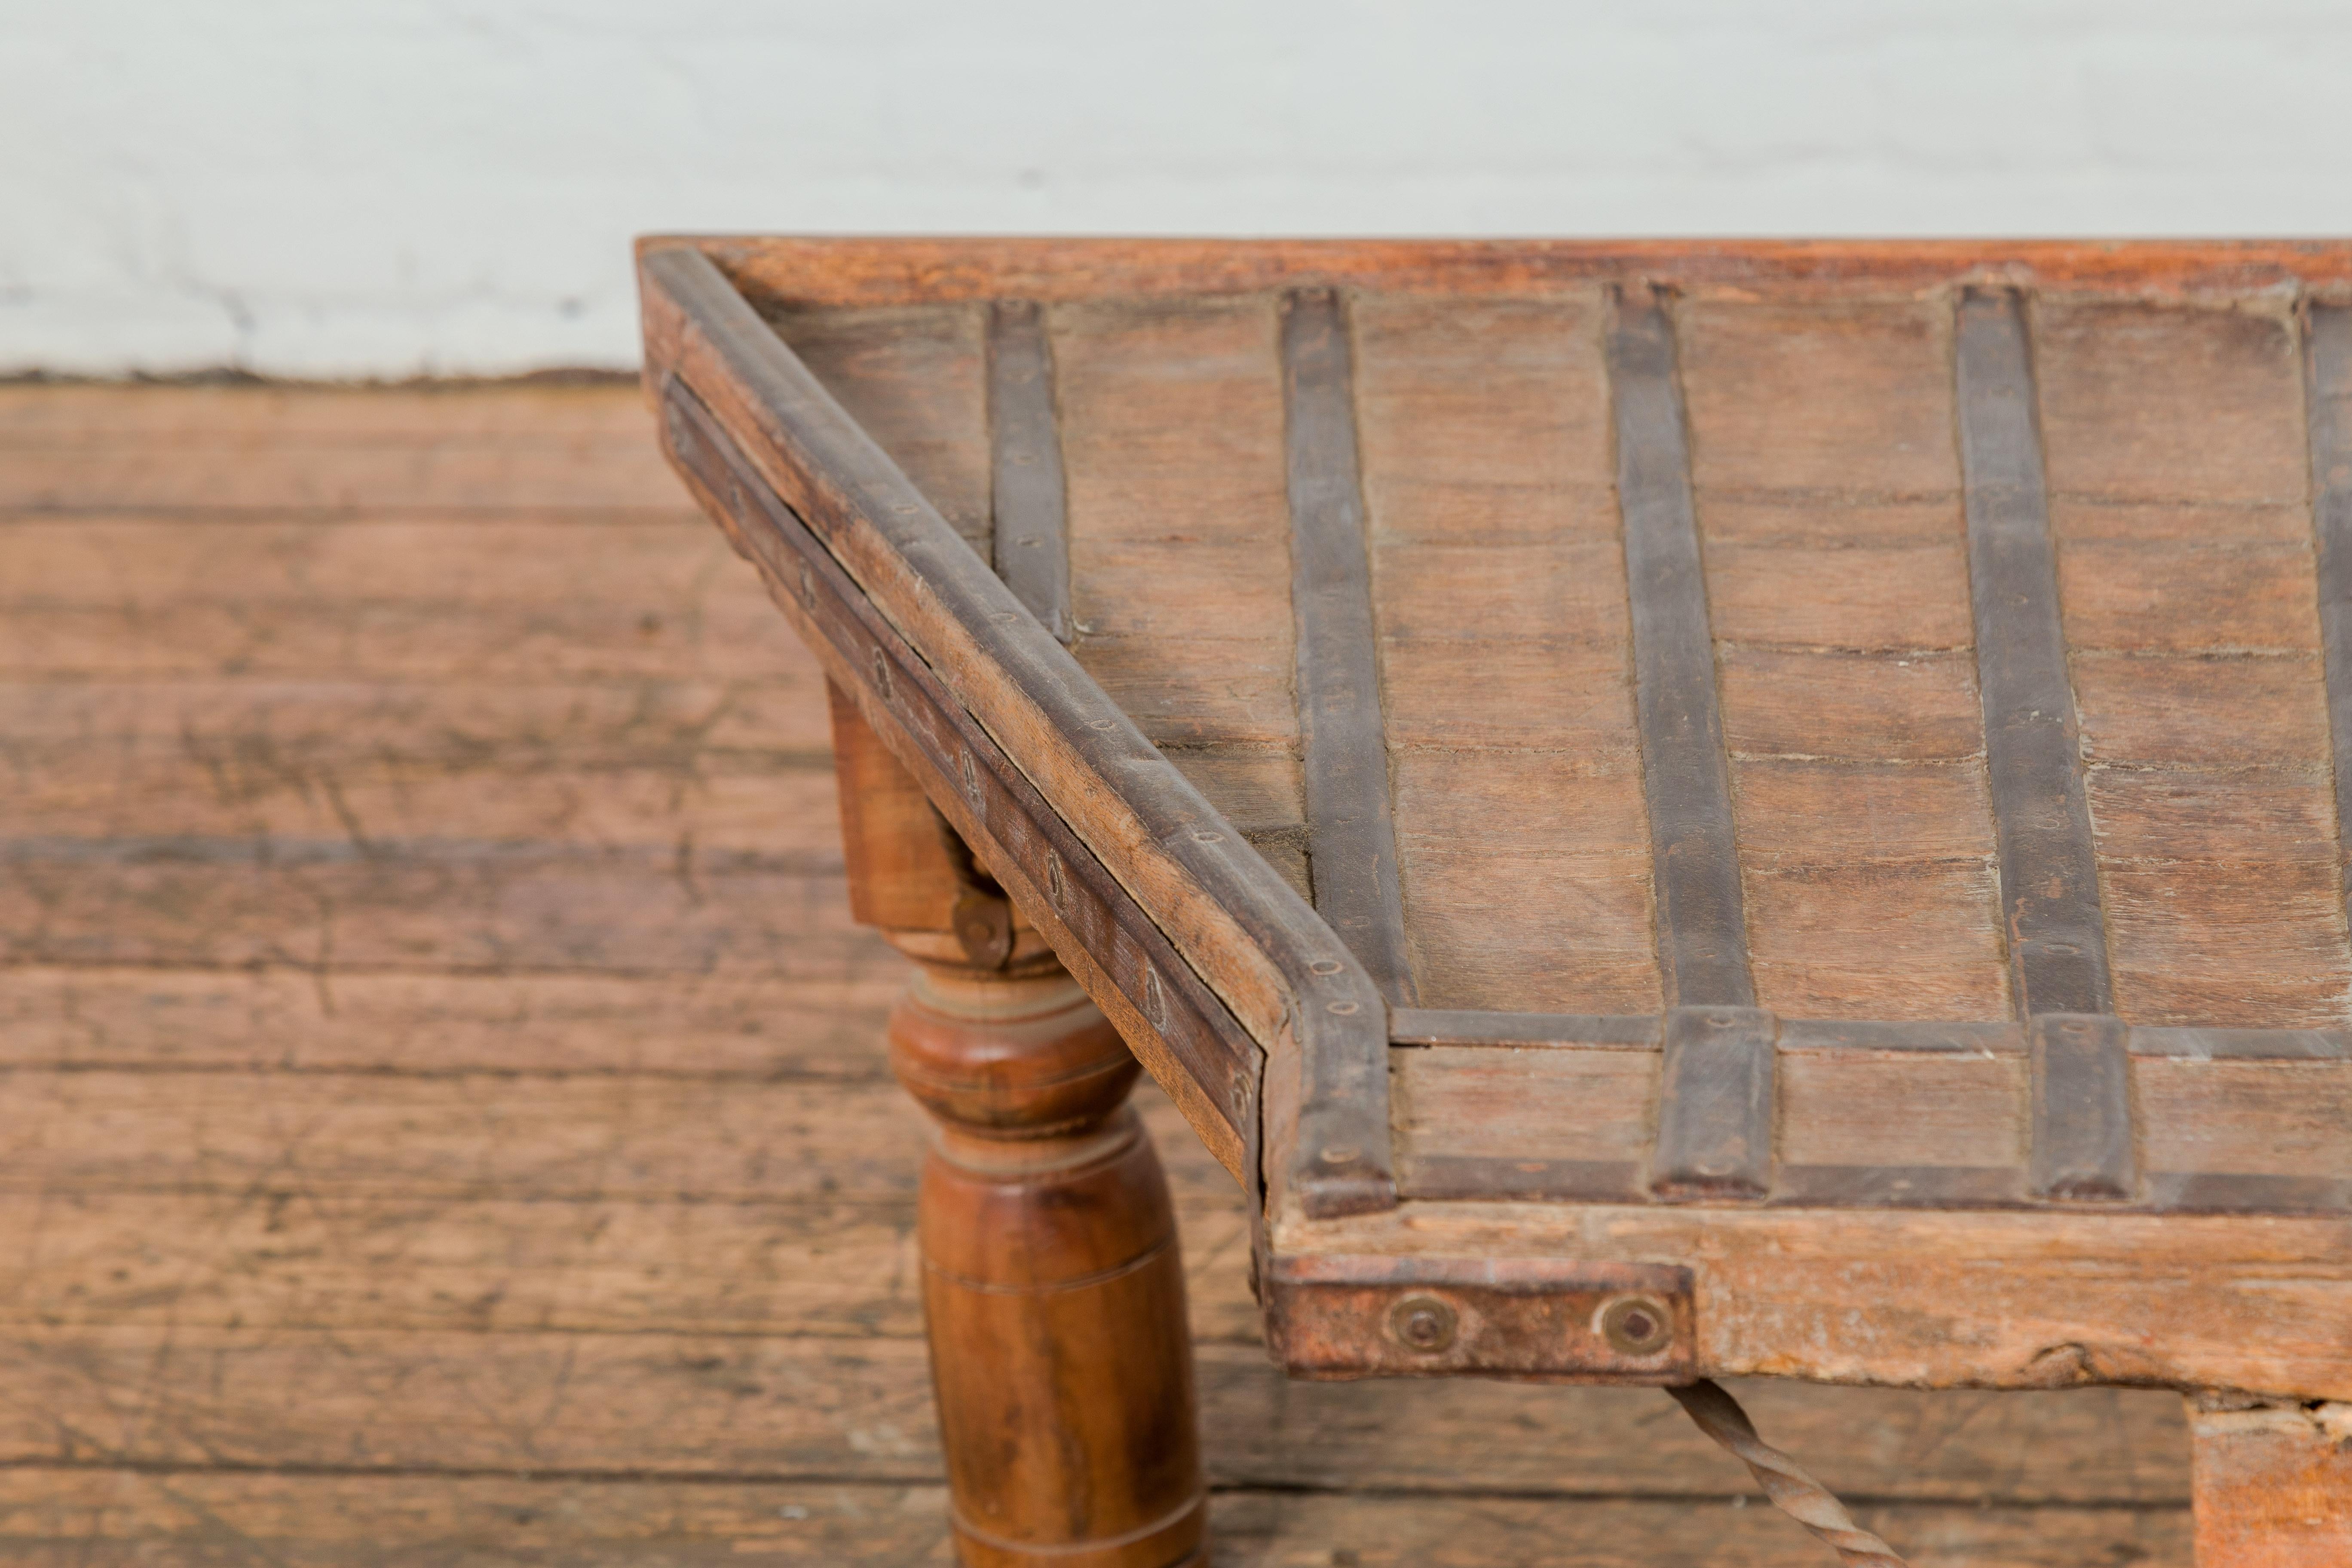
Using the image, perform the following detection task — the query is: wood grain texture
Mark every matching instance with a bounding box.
[889,953,1205,1568]
[1608,285,1751,1010]
[657,377,1261,1180]
[1351,292,1657,1015]
[1275,1198,2352,1397]
[2039,296,2350,1028]
[0,1473,2193,1567]
[2190,1401,2352,1568]
[1956,287,2115,1021]
[1681,295,2006,1022]
[763,301,993,551]
[643,251,1398,1223]
[1280,288,1415,1005]
[689,233,2352,312]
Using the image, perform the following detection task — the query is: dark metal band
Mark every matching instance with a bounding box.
[1648,1004,1776,1200]
[1955,287,2115,1020]
[987,300,1073,642]
[1608,284,1755,1010]
[1280,287,1418,1006]
[2029,1012,2138,1202]
[2305,304,2352,933]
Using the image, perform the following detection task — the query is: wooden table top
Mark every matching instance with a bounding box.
[639,239,2352,1401]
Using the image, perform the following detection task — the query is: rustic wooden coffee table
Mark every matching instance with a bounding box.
[639,238,2352,1567]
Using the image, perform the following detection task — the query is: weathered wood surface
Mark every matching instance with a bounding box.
[2189,1398,2352,1567]
[0,382,2206,1562]
[691,234,2352,310]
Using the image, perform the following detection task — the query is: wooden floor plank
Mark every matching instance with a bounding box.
[0,383,2206,1562]
[0,1470,2192,1568]
[0,1325,2187,1506]
[1,1485,2184,1568]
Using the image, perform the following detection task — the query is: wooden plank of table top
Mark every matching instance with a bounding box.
[766,301,993,553]
[1351,292,1658,1015]
[0,1469,2190,1567]
[1682,296,2008,1022]
[1280,288,1416,1005]
[2040,295,2349,1029]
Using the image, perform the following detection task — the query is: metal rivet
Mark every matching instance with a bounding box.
[1309,959,1343,975]
[1230,1069,1252,1109]
[1192,831,1224,844]
[1319,1144,1360,1166]
[1600,1295,1673,1357]
[1389,1295,1457,1353]
[1327,1001,1359,1015]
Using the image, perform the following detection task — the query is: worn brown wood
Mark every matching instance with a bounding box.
[0,1470,2196,1566]
[2189,1399,2352,1567]
[1351,291,1654,1014]
[690,235,2352,311]
[655,371,1261,1181]
[641,246,1393,1221]
[888,935,1206,1568]
[829,676,965,933]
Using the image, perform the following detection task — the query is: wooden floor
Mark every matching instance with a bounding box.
[0,381,2198,1565]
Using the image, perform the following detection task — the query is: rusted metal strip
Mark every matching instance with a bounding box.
[1387,1008,1660,1048]
[1398,1156,1649,1205]
[1266,1255,1693,1381]
[1955,288,2114,1020]
[658,376,1263,1161]
[1649,1004,1776,1200]
[2131,1026,2352,1061]
[1281,286,1417,1006]
[1607,285,1755,1010]
[1668,1381,1911,1567]
[2030,1012,2137,1201]
[986,299,1072,642]
[2305,303,2352,934]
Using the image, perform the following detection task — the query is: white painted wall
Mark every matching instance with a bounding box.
[6,1,2349,377]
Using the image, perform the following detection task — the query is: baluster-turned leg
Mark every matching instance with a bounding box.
[2190,1394,2352,1566]
[830,680,1207,1568]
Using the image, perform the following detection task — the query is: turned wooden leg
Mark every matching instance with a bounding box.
[827,679,1207,1567]
[2190,1395,2352,1566]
